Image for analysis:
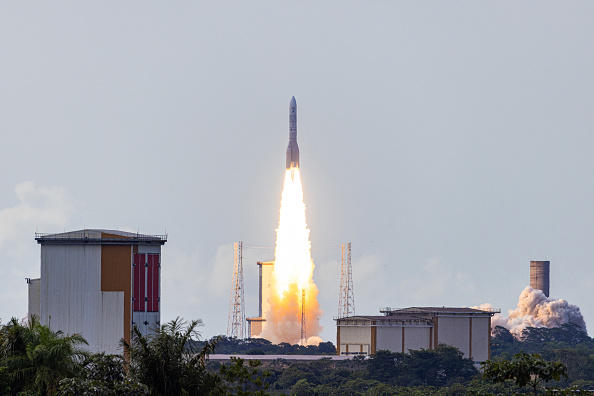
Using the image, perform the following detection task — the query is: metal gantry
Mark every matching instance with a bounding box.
[300,288,306,345]
[227,241,246,339]
[338,242,355,318]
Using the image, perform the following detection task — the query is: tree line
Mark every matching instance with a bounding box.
[491,323,594,390]
[191,336,336,356]
[2,316,594,395]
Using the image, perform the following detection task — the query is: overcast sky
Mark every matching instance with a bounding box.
[1,2,593,343]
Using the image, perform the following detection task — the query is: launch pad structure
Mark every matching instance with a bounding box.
[227,242,246,339]
[231,242,354,341]
[338,242,355,318]
[300,288,306,344]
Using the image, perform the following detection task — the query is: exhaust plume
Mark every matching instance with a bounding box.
[481,286,587,338]
[260,169,323,345]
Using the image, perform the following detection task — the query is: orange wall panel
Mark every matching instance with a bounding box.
[101,245,132,346]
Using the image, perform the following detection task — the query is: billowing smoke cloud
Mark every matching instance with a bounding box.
[479,286,587,338]
[260,280,323,345]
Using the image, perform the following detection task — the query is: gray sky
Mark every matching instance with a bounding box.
[1,2,593,343]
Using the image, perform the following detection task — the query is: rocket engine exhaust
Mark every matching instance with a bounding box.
[260,97,323,345]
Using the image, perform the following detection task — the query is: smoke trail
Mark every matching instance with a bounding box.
[260,169,323,345]
[480,286,587,337]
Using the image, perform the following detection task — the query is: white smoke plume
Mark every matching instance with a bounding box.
[480,286,587,338]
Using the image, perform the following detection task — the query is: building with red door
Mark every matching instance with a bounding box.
[27,229,167,354]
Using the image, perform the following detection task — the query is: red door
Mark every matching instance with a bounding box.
[133,254,146,312]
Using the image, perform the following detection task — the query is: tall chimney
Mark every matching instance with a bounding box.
[530,260,550,297]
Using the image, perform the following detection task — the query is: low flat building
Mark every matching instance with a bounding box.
[335,307,499,363]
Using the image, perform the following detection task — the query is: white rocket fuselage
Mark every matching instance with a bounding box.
[286,96,300,170]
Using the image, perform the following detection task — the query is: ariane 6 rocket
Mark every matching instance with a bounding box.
[286,96,300,170]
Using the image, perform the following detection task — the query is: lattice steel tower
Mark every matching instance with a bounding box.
[227,241,246,339]
[338,242,355,318]
[300,288,306,345]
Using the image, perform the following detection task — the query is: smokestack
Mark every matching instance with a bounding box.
[530,260,550,297]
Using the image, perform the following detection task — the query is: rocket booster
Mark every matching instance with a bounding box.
[286,96,300,170]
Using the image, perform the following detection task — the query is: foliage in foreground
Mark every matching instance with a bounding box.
[1,317,271,396]
[121,317,222,395]
[57,353,149,396]
[0,316,88,396]
[483,352,569,395]
[4,316,594,395]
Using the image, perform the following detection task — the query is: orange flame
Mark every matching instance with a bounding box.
[260,169,323,345]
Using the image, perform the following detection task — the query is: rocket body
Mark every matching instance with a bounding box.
[286,96,300,170]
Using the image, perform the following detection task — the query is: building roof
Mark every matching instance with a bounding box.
[335,315,433,327]
[338,315,422,321]
[35,229,167,245]
[379,307,499,316]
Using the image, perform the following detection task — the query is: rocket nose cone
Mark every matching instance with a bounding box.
[290,96,296,108]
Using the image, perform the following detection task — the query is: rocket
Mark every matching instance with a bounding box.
[286,96,300,170]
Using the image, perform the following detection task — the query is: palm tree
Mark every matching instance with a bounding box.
[0,317,88,396]
[121,317,221,396]
[0,317,34,359]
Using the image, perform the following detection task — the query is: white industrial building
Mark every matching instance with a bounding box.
[27,229,167,354]
[335,307,498,363]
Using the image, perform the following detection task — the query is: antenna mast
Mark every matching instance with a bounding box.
[338,242,355,318]
[227,241,245,339]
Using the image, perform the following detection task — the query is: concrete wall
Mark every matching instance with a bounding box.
[436,315,491,361]
[376,326,403,352]
[470,317,490,362]
[338,325,371,355]
[437,316,470,357]
[375,326,431,353]
[260,263,273,327]
[404,327,431,352]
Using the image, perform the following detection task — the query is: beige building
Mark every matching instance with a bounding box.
[335,307,498,363]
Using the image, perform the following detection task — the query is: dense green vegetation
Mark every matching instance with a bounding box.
[491,323,594,390]
[483,352,568,395]
[2,316,594,395]
[191,336,337,355]
[0,317,262,396]
[0,317,89,396]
